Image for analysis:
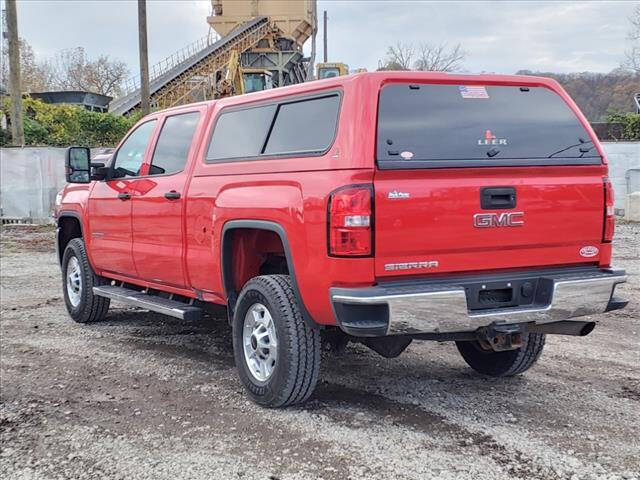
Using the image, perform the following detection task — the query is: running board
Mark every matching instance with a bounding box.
[93,285,202,321]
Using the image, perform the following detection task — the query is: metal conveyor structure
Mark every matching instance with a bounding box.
[111,16,306,115]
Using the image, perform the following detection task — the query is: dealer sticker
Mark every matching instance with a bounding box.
[579,246,599,258]
[459,85,489,99]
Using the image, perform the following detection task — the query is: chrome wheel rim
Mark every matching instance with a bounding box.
[66,256,82,307]
[243,303,278,382]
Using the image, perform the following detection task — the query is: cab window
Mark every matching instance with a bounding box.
[112,120,156,178]
[149,112,200,176]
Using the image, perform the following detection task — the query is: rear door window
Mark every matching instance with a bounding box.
[377,84,600,168]
[149,112,200,175]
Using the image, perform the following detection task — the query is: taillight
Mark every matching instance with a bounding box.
[328,185,373,256]
[603,177,615,243]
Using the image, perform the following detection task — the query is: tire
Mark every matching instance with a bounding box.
[61,238,110,323]
[232,275,321,408]
[455,333,546,377]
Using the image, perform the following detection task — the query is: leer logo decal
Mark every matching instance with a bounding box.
[478,129,508,146]
[579,246,599,258]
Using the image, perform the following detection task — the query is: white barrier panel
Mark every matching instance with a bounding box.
[0,147,68,223]
[0,143,638,223]
[602,142,640,211]
[0,147,110,223]
[626,192,640,222]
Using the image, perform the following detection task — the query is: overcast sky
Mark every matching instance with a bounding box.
[2,0,637,80]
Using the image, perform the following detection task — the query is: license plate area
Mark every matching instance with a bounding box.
[478,287,513,304]
[466,278,547,311]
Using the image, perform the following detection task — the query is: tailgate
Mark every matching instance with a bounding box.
[374,82,605,278]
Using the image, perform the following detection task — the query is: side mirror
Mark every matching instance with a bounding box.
[91,164,109,181]
[65,147,91,183]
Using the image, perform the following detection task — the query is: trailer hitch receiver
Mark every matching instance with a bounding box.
[476,324,523,352]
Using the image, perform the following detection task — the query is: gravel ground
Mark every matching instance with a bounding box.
[1,223,639,480]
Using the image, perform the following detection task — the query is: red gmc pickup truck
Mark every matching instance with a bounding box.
[56,72,627,408]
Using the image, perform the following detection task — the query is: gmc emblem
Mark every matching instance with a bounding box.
[473,212,524,228]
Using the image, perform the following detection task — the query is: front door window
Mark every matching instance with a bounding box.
[112,120,157,178]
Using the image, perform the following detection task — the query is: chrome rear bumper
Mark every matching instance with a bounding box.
[330,267,627,336]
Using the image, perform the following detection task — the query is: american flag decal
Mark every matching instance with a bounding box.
[459,85,489,99]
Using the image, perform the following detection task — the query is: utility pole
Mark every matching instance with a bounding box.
[323,10,328,63]
[6,0,25,145]
[307,0,317,80]
[137,0,150,115]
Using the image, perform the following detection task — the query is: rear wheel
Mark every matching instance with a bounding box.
[232,275,321,408]
[455,333,545,376]
[61,238,110,323]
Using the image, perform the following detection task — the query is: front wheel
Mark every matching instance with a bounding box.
[232,275,321,408]
[61,238,110,323]
[455,333,546,377]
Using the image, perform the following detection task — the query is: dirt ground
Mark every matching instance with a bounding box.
[1,223,639,480]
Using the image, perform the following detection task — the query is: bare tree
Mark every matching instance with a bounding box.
[628,4,640,40]
[1,37,54,92]
[623,5,640,74]
[51,47,129,97]
[379,41,466,72]
[625,46,639,74]
[1,37,129,97]
[414,42,466,72]
[382,42,414,70]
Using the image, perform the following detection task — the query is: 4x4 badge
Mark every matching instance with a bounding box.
[388,190,410,199]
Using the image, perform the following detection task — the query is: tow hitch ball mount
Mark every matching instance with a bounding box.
[476,324,523,352]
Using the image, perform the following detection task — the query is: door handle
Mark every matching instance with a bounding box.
[117,192,131,201]
[481,187,516,209]
[164,191,181,200]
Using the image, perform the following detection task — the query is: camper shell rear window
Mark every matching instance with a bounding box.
[376,83,601,169]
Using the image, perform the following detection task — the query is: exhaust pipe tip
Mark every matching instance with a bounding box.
[580,322,596,336]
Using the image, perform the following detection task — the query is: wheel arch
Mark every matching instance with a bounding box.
[56,211,84,265]
[220,220,318,328]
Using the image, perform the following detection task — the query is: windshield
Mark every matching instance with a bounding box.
[376,83,600,168]
[244,73,271,93]
[319,68,340,79]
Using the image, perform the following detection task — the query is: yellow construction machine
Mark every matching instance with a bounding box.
[316,62,349,79]
[216,50,273,98]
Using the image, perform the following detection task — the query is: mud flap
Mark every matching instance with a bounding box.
[363,336,412,358]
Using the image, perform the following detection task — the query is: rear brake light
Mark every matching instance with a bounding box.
[328,185,373,256]
[603,177,615,243]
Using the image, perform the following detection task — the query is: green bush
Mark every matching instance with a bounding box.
[606,112,640,141]
[0,127,11,146]
[23,117,49,145]
[0,97,141,147]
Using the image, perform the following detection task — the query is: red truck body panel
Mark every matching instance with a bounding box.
[58,72,613,327]
[374,165,609,278]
